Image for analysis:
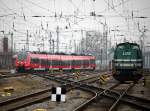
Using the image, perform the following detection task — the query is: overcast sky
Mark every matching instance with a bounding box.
[0,0,150,52]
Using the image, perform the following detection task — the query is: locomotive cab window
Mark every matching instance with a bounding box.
[117,45,124,49]
[132,45,139,50]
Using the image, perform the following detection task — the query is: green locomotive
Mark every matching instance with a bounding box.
[112,42,143,82]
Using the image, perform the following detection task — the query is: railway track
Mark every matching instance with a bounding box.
[0,73,99,111]
[0,69,102,79]
[72,83,121,111]
[72,82,150,111]
[1,71,150,111]
[35,72,150,110]
[0,87,52,111]
[36,73,150,110]
[0,72,30,78]
[0,82,78,111]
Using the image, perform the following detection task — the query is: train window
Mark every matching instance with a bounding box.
[86,60,89,65]
[52,60,56,66]
[60,61,62,66]
[78,60,81,65]
[117,46,124,49]
[74,61,76,65]
[41,59,48,66]
[76,61,78,65]
[48,60,51,66]
[52,60,55,65]
[132,45,139,50]
[31,58,39,64]
[83,60,85,65]
[90,59,95,64]
[59,61,63,66]
[63,61,66,66]
[18,52,27,61]
[52,60,60,66]
[72,60,75,66]
[83,60,88,65]
[76,60,80,66]
[18,54,22,61]
[65,61,70,66]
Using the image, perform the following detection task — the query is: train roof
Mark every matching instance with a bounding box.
[117,42,139,46]
[18,51,94,56]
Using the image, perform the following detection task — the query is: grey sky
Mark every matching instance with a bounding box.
[0,0,150,52]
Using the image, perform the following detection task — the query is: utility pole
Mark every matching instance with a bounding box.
[10,32,13,68]
[65,44,67,53]
[52,39,54,53]
[14,42,16,52]
[11,32,13,53]
[49,32,52,53]
[69,40,71,53]
[56,26,59,52]
[81,29,84,53]
[101,49,103,71]
[105,24,108,71]
[137,22,147,53]
[42,35,44,51]
[74,40,76,53]
[26,30,29,51]
[102,20,108,71]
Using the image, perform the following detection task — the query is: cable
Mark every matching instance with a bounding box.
[98,0,131,13]
[0,13,17,17]
[138,6,150,12]
[103,0,125,18]
[24,0,54,13]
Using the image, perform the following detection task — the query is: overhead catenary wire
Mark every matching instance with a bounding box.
[98,0,132,13]
[24,0,54,13]
[0,0,149,52]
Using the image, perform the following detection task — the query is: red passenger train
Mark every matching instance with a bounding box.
[15,51,96,72]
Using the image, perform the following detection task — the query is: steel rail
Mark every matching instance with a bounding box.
[0,83,79,111]
[0,73,99,111]
[72,82,150,111]
[108,83,135,111]
[0,87,52,111]
[0,72,30,78]
[35,73,150,110]
[72,83,121,111]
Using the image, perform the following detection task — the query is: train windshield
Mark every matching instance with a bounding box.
[18,52,27,61]
[132,45,139,50]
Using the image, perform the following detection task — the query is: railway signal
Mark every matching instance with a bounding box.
[51,87,66,102]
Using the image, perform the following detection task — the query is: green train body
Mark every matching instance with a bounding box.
[112,42,143,82]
